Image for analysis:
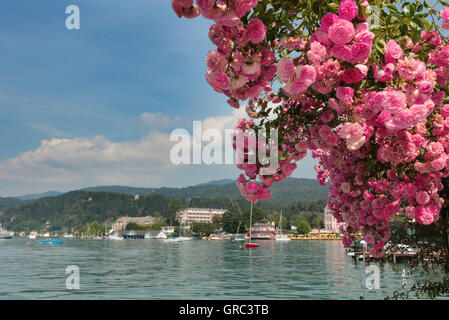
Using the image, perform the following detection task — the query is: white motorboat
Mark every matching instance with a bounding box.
[28,231,38,239]
[0,224,13,239]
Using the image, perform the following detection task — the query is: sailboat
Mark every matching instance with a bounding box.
[234,221,244,241]
[164,220,192,242]
[245,203,260,248]
[276,211,291,241]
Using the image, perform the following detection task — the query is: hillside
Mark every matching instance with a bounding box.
[0,197,24,210]
[82,177,329,203]
[2,178,329,232]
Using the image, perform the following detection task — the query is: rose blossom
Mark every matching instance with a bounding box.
[247,18,267,44]
[336,87,354,101]
[277,58,295,82]
[338,0,358,21]
[328,18,355,45]
[384,40,403,64]
[441,7,449,20]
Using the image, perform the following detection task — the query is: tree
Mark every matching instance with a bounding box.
[88,221,102,235]
[296,220,311,235]
[267,211,288,230]
[167,198,184,225]
[192,222,216,236]
[125,222,139,230]
[172,0,449,298]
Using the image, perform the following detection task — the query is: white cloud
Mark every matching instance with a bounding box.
[0,109,248,196]
[0,107,318,197]
[139,112,181,129]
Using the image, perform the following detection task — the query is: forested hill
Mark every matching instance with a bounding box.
[1,178,329,232]
[0,197,23,210]
[82,177,329,203]
[2,190,327,233]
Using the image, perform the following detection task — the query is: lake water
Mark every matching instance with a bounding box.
[0,238,444,300]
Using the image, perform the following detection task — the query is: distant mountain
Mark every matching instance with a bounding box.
[81,177,328,203]
[16,191,63,201]
[195,179,235,186]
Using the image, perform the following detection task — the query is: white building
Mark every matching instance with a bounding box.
[112,216,157,231]
[323,206,344,233]
[161,226,175,234]
[177,208,227,224]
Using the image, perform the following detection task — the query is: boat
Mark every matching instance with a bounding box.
[209,234,224,241]
[165,220,193,242]
[245,203,260,249]
[233,221,245,241]
[107,233,123,240]
[276,211,291,241]
[164,237,182,242]
[0,224,13,239]
[28,231,38,239]
[63,234,75,238]
[246,217,276,240]
[39,239,63,245]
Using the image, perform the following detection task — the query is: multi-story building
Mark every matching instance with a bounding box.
[246,218,276,240]
[177,208,226,224]
[323,206,343,233]
[112,216,157,231]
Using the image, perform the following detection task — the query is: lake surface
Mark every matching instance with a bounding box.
[0,238,444,299]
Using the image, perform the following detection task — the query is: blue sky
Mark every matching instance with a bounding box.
[0,0,317,197]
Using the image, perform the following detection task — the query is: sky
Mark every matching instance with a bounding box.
[0,0,317,197]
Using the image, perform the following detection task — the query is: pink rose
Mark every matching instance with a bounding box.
[350,43,372,63]
[247,18,266,44]
[320,110,335,123]
[341,182,351,193]
[336,87,354,101]
[384,40,403,64]
[431,156,447,171]
[216,11,241,27]
[321,13,339,32]
[331,44,352,62]
[245,181,259,194]
[340,122,366,150]
[441,7,449,20]
[415,191,430,205]
[373,63,395,82]
[381,91,407,114]
[214,72,230,90]
[277,58,295,82]
[415,206,434,225]
[341,64,368,83]
[328,18,355,45]
[235,0,258,18]
[338,0,359,21]
[206,50,227,72]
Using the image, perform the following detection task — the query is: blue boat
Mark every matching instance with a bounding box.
[39,239,63,245]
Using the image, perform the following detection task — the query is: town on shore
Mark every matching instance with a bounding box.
[7,206,348,241]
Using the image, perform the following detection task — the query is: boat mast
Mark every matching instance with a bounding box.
[249,202,253,243]
[280,211,283,235]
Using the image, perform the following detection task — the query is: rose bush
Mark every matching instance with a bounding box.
[172,0,449,259]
